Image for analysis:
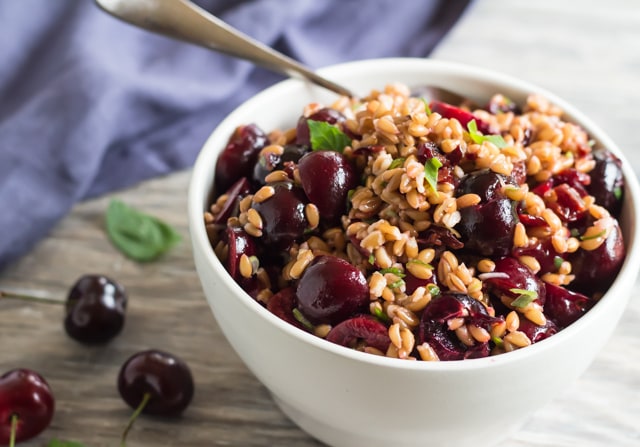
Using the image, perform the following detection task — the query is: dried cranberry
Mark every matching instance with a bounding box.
[430,100,493,134]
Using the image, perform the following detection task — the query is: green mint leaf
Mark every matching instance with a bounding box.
[379,267,406,278]
[509,288,538,308]
[427,284,440,296]
[307,119,351,152]
[580,229,607,241]
[389,157,406,170]
[614,186,622,200]
[48,440,87,447]
[372,306,391,323]
[424,157,443,192]
[553,256,564,270]
[292,308,315,331]
[407,259,434,269]
[421,97,432,115]
[105,199,181,262]
[467,119,507,149]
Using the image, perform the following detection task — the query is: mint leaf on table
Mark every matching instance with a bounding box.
[48,439,87,447]
[105,199,181,262]
[307,119,351,152]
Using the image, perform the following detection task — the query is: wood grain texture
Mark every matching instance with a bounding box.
[1,0,639,446]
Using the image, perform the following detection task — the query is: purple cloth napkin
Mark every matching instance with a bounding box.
[0,0,471,269]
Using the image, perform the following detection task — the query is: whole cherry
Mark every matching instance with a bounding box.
[0,369,55,445]
[0,274,127,344]
[117,350,194,446]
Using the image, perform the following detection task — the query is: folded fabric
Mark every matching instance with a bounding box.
[0,0,472,269]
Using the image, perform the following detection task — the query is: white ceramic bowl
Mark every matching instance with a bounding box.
[188,58,640,447]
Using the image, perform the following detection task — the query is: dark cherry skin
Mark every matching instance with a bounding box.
[215,123,268,193]
[482,257,546,306]
[252,144,308,188]
[251,182,308,250]
[211,177,251,226]
[224,227,261,298]
[266,287,306,331]
[588,149,624,216]
[455,170,518,257]
[295,108,346,147]
[118,350,194,416]
[418,293,500,361]
[298,150,358,223]
[544,282,593,328]
[64,274,128,344]
[513,238,563,275]
[296,255,369,325]
[570,219,625,294]
[518,317,558,343]
[457,198,518,257]
[0,369,55,444]
[326,316,391,352]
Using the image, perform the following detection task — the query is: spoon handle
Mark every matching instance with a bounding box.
[95,0,354,97]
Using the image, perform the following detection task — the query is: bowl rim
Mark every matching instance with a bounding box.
[188,57,640,371]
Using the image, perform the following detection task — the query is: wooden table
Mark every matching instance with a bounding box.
[2,1,639,445]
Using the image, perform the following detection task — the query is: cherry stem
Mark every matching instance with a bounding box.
[9,413,18,447]
[0,290,64,305]
[120,392,151,447]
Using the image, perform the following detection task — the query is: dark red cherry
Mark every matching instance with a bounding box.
[456,198,518,257]
[517,317,558,343]
[482,257,546,306]
[0,369,55,444]
[215,124,268,193]
[418,293,498,361]
[224,227,261,298]
[64,274,128,344]
[570,219,625,294]
[251,182,308,250]
[588,149,624,217]
[544,283,593,328]
[117,350,194,416]
[211,177,251,226]
[266,287,306,331]
[296,255,369,325]
[298,150,357,222]
[326,316,391,352]
[295,108,346,147]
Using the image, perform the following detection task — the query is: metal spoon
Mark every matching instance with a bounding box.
[94,0,355,97]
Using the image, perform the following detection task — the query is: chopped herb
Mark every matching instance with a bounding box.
[249,255,260,274]
[570,228,581,238]
[346,188,355,212]
[421,97,432,115]
[427,284,440,296]
[379,267,406,278]
[580,229,607,241]
[424,157,443,192]
[372,306,391,323]
[614,186,622,200]
[509,288,538,308]
[389,278,405,289]
[307,119,351,152]
[491,335,504,347]
[389,157,406,170]
[105,199,181,262]
[563,151,574,158]
[553,256,564,270]
[292,308,315,331]
[407,259,434,269]
[588,139,596,147]
[467,119,507,148]
[368,254,375,265]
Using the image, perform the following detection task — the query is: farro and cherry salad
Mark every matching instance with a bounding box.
[204,83,625,361]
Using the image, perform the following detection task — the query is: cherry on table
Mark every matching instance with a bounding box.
[0,369,55,445]
[118,350,194,445]
[64,274,128,344]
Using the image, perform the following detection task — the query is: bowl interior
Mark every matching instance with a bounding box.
[188,57,640,371]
